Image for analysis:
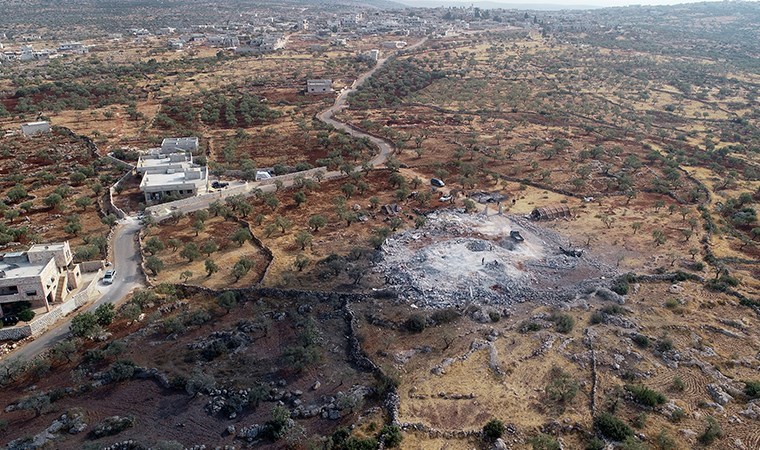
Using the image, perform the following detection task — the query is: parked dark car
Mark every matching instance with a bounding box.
[431,178,445,187]
[2,315,19,326]
[211,181,229,189]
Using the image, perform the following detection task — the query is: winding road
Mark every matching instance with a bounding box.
[6,217,144,360]
[317,37,428,167]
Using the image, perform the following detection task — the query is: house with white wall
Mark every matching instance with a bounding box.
[21,121,51,136]
[0,242,80,315]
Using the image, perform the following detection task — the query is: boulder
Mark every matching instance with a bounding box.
[706,384,733,406]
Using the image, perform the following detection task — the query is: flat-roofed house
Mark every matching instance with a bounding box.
[21,121,51,136]
[140,166,208,203]
[136,151,193,174]
[307,79,333,94]
[0,241,80,315]
[161,137,199,154]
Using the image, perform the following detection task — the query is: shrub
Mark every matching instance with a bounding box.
[664,298,679,309]
[545,367,579,405]
[671,377,685,392]
[594,412,633,441]
[431,308,459,325]
[632,412,647,429]
[551,313,574,334]
[611,278,630,295]
[404,314,426,333]
[744,380,760,399]
[70,312,98,338]
[375,369,400,397]
[585,437,605,450]
[626,384,666,407]
[380,424,403,448]
[342,437,378,450]
[185,370,216,397]
[162,317,186,335]
[600,305,625,315]
[94,303,116,326]
[619,436,647,450]
[529,433,560,450]
[482,418,505,441]
[522,321,542,332]
[216,291,238,313]
[631,334,650,348]
[107,360,136,382]
[670,408,686,422]
[83,349,104,364]
[90,415,135,438]
[697,416,722,445]
[655,429,677,450]
[589,309,606,325]
[17,309,35,322]
[656,336,674,353]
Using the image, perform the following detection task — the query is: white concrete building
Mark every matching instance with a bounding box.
[0,242,80,315]
[161,136,199,154]
[57,42,88,54]
[136,151,193,174]
[307,79,333,94]
[260,34,286,51]
[140,166,208,203]
[21,121,51,136]
[168,40,184,50]
[19,45,35,61]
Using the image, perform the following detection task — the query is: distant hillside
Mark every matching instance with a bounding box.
[0,0,405,37]
[398,0,600,10]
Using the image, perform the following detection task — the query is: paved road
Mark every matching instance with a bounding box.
[5,217,144,361]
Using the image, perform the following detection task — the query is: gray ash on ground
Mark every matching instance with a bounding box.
[374,210,616,308]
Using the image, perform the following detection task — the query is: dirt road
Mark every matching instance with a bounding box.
[316,37,428,167]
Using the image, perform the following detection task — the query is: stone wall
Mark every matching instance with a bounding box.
[28,308,63,336]
[80,260,106,272]
[0,325,32,341]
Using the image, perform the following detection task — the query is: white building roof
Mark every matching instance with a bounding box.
[0,255,49,278]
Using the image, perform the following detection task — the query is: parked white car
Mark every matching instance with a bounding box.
[103,269,116,284]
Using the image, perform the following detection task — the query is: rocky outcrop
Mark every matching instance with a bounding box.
[706,384,734,406]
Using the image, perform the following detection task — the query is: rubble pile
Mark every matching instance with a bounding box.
[376,211,616,308]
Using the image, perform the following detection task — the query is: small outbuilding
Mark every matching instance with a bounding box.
[530,204,571,221]
[307,79,333,94]
[21,121,51,136]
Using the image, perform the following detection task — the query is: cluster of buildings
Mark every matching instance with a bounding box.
[0,242,81,315]
[136,137,209,204]
[0,6,538,66]
[0,42,88,63]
